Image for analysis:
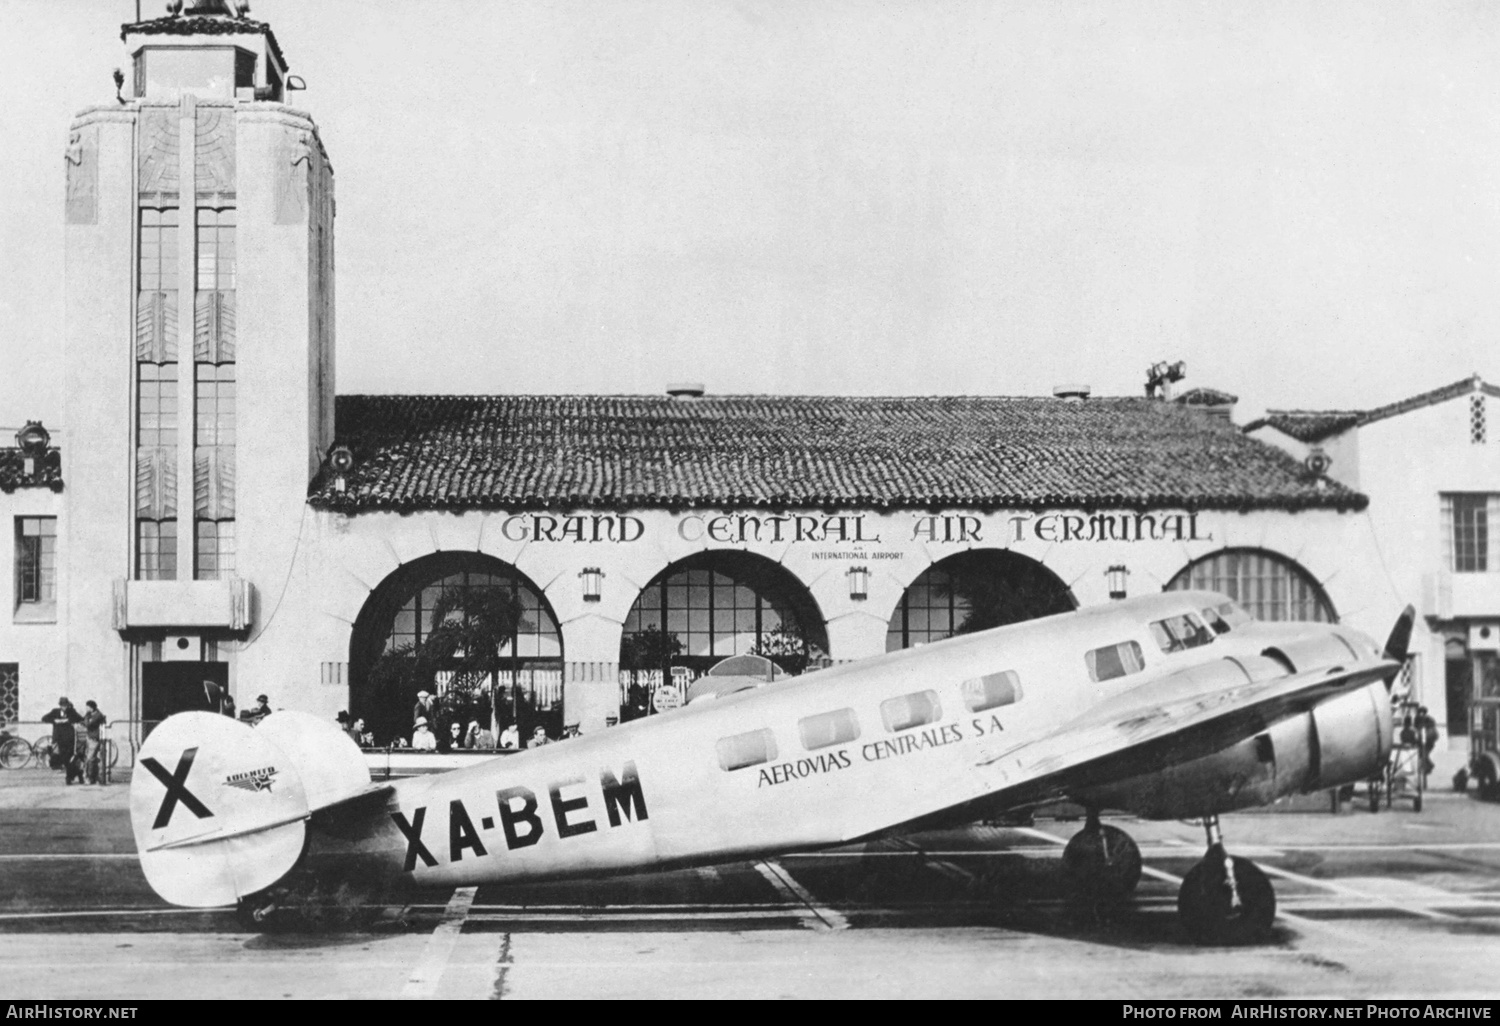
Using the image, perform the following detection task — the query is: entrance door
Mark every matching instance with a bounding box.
[142,662,230,737]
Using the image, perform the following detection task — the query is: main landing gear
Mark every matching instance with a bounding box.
[1176,816,1276,945]
[1063,813,1276,945]
[1062,809,1142,904]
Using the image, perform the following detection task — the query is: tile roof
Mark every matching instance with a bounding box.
[1244,375,1500,443]
[0,449,63,494]
[1174,388,1239,406]
[1243,411,1363,444]
[309,394,1366,515]
[122,8,288,72]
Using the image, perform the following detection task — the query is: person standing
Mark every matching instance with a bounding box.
[413,690,437,728]
[41,697,82,784]
[81,701,107,785]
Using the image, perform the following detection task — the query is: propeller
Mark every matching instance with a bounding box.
[1382,605,1416,681]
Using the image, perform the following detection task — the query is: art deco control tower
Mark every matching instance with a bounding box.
[63,0,334,718]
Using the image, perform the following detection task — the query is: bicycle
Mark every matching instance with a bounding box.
[0,735,32,770]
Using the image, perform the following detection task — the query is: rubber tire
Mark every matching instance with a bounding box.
[1177,846,1277,946]
[1062,823,1143,902]
[0,738,31,770]
[1453,769,1468,793]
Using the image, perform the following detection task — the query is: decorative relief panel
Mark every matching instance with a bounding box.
[194,447,236,520]
[274,131,313,224]
[64,125,98,225]
[195,107,236,198]
[137,108,180,200]
[135,448,178,520]
[194,292,236,362]
[136,292,179,362]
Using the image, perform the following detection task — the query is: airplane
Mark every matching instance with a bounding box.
[129,590,1415,944]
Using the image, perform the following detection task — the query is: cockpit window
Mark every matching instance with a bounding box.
[1215,601,1255,628]
[1150,613,1215,653]
[1201,607,1231,635]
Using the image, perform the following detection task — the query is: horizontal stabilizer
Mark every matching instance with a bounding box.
[130,713,310,908]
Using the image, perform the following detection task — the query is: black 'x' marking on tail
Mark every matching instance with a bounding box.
[141,748,214,830]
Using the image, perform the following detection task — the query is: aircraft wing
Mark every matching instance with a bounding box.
[841,657,1397,843]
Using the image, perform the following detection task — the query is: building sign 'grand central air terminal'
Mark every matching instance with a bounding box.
[2,1,1472,754]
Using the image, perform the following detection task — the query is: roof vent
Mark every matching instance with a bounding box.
[667,383,705,400]
[1052,384,1091,401]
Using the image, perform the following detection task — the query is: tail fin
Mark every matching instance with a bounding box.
[130,710,371,908]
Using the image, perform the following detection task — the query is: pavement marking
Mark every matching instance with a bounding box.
[1251,864,1463,923]
[0,854,139,860]
[754,860,849,932]
[0,907,231,921]
[400,886,477,1000]
[887,838,978,887]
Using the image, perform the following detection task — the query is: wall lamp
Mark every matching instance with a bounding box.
[1106,564,1130,601]
[16,421,50,476]
[580,567,605,603]
[847,565,870,601]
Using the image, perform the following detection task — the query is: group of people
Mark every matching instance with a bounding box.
[40,696,107,785]
[405,689,563,752]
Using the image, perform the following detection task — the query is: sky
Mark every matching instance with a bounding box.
[1,0,1497,433]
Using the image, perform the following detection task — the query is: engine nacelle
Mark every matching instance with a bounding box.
[1073,680,1392,820]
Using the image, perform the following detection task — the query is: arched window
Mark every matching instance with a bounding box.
[350,553,563,746]
[887,550,1075,651]
[620,552,827,720]
[1165,548,1335,623]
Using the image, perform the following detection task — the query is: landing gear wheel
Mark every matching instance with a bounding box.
[1062,822,1142,902]
[1453,768,1468,794]
[1177,844,1276,945]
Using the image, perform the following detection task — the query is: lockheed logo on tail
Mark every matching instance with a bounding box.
[225,766,279,794]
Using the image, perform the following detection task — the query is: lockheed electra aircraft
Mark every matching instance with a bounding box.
[130,591,1414,944]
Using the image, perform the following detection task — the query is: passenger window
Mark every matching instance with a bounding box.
[1149,613,1215,653]
[881,690,943,732]
[798,708,860,750]
[717,728,777,771]
[960,671,1022,712]
[1201,607,1231,635]
[1086,641,1146,682]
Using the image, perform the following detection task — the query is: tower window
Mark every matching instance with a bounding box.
[1472,395,1487,445]
[139,208,179,293]
[137,521,177,581]
[137,363,179,448]
[195,521,235,581]
[195,364,236,445]
[196,208,236,291]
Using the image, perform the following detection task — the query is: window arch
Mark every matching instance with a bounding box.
[1165,548,1336,623]
[619,551,827,720]
[349,552,563,746]
[887,549,1076,651]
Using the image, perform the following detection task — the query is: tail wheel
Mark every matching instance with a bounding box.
[0,738,32,770]
[1062,822,1142,902]
[1177,845,1276,946]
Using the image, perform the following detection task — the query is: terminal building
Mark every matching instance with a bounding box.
[1248,376,1500,750]
[1,2,1403,753]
